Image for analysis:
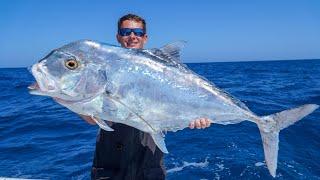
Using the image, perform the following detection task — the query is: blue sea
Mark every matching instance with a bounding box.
[0,60,319,179]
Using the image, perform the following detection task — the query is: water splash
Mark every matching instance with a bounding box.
[167,158,209,173]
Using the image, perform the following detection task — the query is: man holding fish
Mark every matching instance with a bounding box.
[82,14,212,180]
[28,12,318,179]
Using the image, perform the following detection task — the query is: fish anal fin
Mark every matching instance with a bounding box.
[141,133,157,154]
[151,132,169,154]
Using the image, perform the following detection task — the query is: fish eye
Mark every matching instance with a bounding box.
[65,59,79,70]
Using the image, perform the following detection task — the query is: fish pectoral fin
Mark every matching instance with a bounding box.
[150,132,169,154]
[91,116,114,131]
[105,95,158,133]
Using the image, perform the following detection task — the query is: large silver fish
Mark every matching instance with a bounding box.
[29,40,318,177]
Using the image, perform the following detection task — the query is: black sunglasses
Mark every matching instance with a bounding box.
[118,28,145,37]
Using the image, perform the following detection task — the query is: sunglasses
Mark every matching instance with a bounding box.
[118,28,145,37]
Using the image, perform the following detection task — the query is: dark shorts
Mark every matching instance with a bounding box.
[91,123,165,180]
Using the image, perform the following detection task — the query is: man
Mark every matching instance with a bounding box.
[85,14,211,180]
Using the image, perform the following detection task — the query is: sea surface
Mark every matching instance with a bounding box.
[0,60,319,179]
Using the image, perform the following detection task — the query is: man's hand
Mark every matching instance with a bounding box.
[79,115,97,125]
[189,118,211,129]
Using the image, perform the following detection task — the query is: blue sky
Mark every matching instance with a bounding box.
[0,0,319,67]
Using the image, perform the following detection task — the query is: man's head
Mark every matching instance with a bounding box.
[116,14,148,49]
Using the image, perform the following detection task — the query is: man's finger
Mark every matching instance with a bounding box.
[189,121,195,129]
[195,120,201,129]
[205,118,211,127]
[200,118,206,129]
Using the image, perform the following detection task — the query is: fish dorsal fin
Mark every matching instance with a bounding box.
[149,41,186,63]
[159,41,186,61]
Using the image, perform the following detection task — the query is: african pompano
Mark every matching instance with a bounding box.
[29,40,318,177]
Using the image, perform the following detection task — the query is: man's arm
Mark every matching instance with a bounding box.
[80,115,211,129]
[79,115,97,125]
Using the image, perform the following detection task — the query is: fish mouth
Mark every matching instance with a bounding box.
[28,82,49,96]
[28,82,80,104]
[28,82,72,103]
[29,63,58,96]
[28,82,39,90]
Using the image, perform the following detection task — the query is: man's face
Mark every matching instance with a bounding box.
[116,20,148,49]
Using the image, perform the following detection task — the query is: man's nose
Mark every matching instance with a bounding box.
[129,32,137,38]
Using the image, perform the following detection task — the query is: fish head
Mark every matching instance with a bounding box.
[29,42,108,102]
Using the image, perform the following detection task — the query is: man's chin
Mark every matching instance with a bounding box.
[126,44,141,49]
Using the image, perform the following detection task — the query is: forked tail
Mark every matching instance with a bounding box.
[257,104,319,177]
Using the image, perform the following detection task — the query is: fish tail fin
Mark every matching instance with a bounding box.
[257,104,319,177]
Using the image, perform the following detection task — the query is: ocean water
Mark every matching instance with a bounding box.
[0,60,319,179]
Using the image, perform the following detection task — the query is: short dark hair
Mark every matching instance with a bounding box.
[117,14,146,33]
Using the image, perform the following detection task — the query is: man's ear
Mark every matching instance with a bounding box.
[143,34,148,44]
[116,34,121,43]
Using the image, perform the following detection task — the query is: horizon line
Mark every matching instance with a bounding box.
[0,58,319,69]
[185,58,320,64]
